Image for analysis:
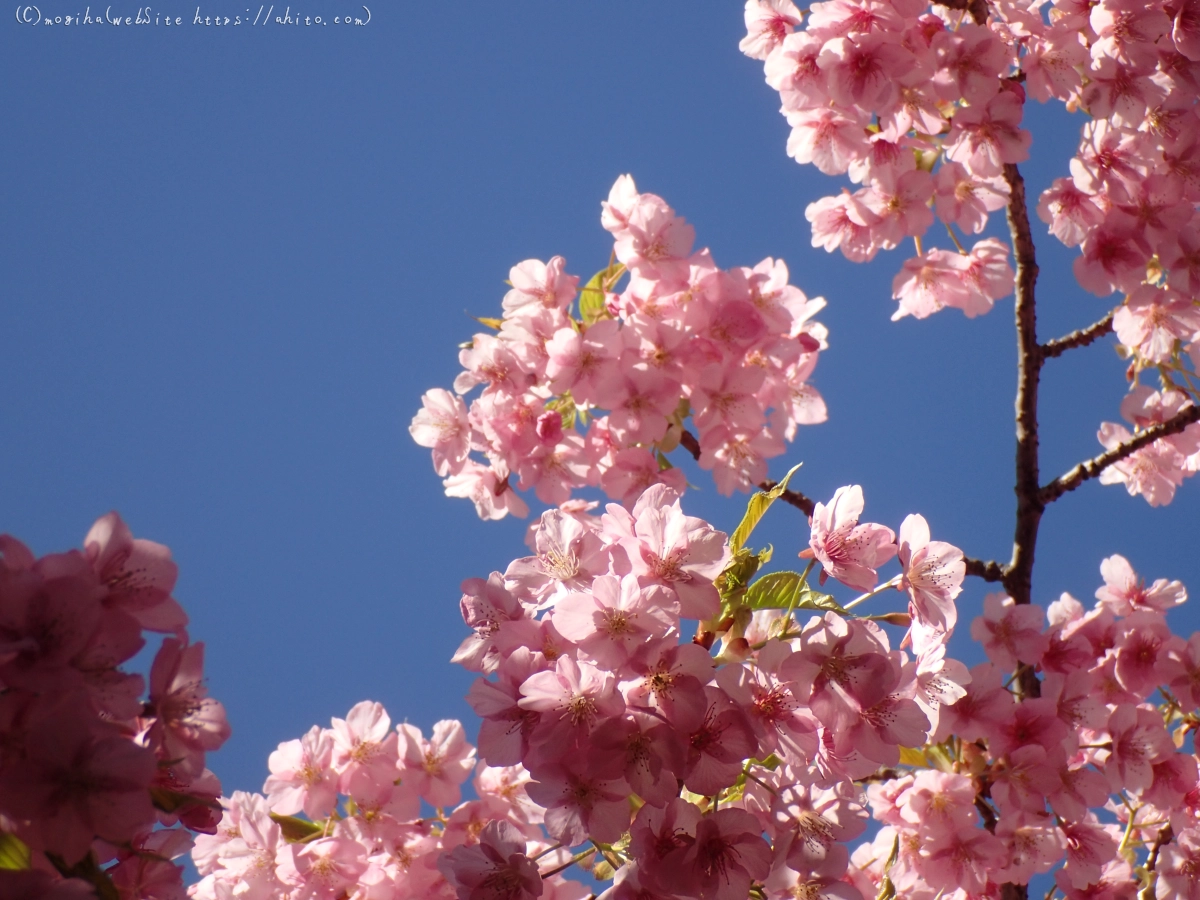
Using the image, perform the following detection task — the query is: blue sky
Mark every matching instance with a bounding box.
[2,2,1197,802]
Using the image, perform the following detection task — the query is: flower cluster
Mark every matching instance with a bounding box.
[740,0,1200,506]
[190,703,590,900]
[740,0,1020,321]
[1097,386,1200,505]
[447,480,979,900]
[0,513,229,900]
[410,176,830,519]
[848,553,1200,900]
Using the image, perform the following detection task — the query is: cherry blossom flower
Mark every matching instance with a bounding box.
[808,485,896,591]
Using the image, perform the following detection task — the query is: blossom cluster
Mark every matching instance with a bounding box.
[189,703,590,900]
[0,513,230,900]
[740,0,1021,321]
[1096,385,1200,505]
[447,480,980,900]
[410,176,830,519]
[848,553,1200,900]
[739,0,1200,506]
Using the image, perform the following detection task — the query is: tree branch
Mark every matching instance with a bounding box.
[679,429,816,517]
[1001,163,1044,632]
[1041,310,1115,359]
[1039,405,1200,505]
[964,557,1006,582]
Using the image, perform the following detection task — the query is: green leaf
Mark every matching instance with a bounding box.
[743,570,845,614]
[728,463,803,554]
[716,549,762,601]
[0,833,31,871]
[579,272,611,326]
[270,812,325,842]
[578,262,626,326]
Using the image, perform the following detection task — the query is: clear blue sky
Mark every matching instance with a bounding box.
[2,2,1196,800]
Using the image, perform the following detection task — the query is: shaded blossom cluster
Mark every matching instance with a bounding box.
[189,704,589,900]
[740,0,1200,505]
[410,176,830,519]
[0,514,230,900]
[850,554,1200,900]
[446,480,979,900]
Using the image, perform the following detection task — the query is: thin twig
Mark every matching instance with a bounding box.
[1041,310,1115,359]
[1039,405,1200,505]
[679,429,816,517]
[964,556,1006,582]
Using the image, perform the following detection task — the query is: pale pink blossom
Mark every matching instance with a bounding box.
[898,513,964,645]
[891,249,973,321]
[739,0,803,60]
[808,485,896,591]
[264,724,339,819]
[398,719,477,808]
[969,592,1048,670]
[444,460,530,521]
[502,257,578,316]
[411,389,473,477]
[603,484,730,620]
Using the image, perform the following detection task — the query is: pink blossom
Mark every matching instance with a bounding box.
[444,460,530,521]
[918,827,1007,895]
[1104,704,1174,793]
[108,826,193,900]
[146,638,230,778]
[330,700,401,804]
[603,484,730,620]
[519,655,624,760]
[411,389,473,477]
[438,820,543,900]
[1157,828,1200,900]
[934,661,1015,743]
[786,106,871,176]
[696,425,785,496]
[505,510,609,609]
[912,641,971,734]
[808,485,896,591]
[552,575,675,668]
[524,759,631,845]
[739,0,803,60]
[398,719,477,808]
[806,190,880,263]
[1061,818,1121,889]
[666,807,772,900]
[897,513,964,645]
[1097,421,1188,506]
[599,447,688,509]
[970,592,1049,670]
[681,686,758,795]
[1022,31,1088,103]
[1037,178,1105,247]
[944,91,1031,178]
[1114,285,1200,363]
[1097,552,1187,617]
[934,163,1009,235]
[276,836,368,900]
[0,697,156,864]
[264,724,339,818]
[502,257,578,316]
[890,249,973,321]
[85,511,187,635]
